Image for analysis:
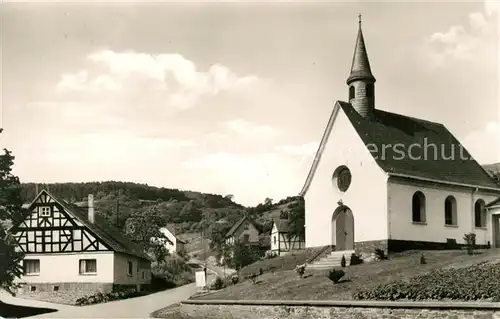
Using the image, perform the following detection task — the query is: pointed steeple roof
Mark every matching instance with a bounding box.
[346,15,376,85]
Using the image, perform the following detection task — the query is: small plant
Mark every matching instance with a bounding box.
[212,276,225,290]
[248,273,258,284]
[231,275,239,285]
[328,269,345,284]
[374,248,386,260]
[420,253,426,265]
[340,255,346,267]
[350,253,363,266]
[463,232,476,255]
[294,264,306,278]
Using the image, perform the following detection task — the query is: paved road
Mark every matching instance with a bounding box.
[2,274,217,318]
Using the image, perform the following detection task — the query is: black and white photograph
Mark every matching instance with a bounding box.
[1,1,499,318]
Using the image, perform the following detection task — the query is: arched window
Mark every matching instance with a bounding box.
[366,83,374,99]
[412,191,426,223]
[474,199,486,228]
[349,86,355,100]
[444,196,457,226]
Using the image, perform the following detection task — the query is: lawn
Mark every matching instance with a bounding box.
[193,249,500,301]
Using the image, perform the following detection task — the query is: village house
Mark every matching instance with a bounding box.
[10,190,152,295]
[225,215,260,246]
[270,218,305,256]
[301,19,500,258]
[158,223,186,255]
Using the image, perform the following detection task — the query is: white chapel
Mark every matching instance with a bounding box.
[300,18,500,257]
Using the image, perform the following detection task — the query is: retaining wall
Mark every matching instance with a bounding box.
[180,299,500,319]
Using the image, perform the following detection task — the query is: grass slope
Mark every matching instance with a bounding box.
[194,249,500,301]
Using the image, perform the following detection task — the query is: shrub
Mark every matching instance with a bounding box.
[353,262,500,301]
[294,264,306,278]
[212,276,225,290]
[328,269,345,284]
[374,249,386,260]
[340,255,346,267]
[420,253,426,265]
[464,233,476,255]
[231,275,239,285]
[76,289,146,306]
[247,273,258,284]
[350,253,363,266]
[264,250,277,259]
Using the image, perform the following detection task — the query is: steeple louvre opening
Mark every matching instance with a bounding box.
[347,15,376,119]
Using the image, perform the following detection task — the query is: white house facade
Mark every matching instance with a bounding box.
[11,190,152,295]
[301,19,500,257]
[158,224,186,255]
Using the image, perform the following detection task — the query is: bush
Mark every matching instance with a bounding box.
[328,269,345,284]
[374,249,386,260]
[340,255,346,267]
[76,289,146,306]
[264,250,277,259]
[350,253,363,266]
[211,276,225,290]
[294,264,306,278]
[247,273,259,284]
[231,275,239,285]
[420,253,426,265]
[353,262,500,301]
[464,233,476,255]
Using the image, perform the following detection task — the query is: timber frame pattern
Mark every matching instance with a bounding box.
[11,191,111,254]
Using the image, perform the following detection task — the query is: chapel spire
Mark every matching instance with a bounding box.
[346,14,376,119]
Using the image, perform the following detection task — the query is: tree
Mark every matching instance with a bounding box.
[264,198,273,206]
[124,207,167,255]
[0,132,25,295]
[231,242,260,270]
[288,198,305,241]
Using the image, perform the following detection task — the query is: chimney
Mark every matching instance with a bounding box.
[88,194,95,223]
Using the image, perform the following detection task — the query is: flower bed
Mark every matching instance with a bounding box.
[76,290,149,306]
[353,261,500,301]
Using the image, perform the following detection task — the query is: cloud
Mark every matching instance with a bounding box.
[422,1,498,67]
[277,141,319,156]
[225,119,280,139]
[462,121,500,164]
[56,50,259,110]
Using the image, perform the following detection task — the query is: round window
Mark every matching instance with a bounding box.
[333,166,352,192]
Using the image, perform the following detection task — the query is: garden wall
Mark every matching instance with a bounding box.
[180,299,500,319]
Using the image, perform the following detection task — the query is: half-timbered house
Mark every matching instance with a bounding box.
[270,218,305,256]
[10,190,152,295]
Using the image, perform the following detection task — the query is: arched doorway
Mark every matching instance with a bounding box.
[332,206,354,251]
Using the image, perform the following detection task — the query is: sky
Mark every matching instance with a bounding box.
[1,1,499,206]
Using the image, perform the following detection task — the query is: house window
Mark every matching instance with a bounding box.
[244,224,249,231]
[412,191,426,223]
[444,196,457,226]
[474,199,486,228]
[142,271,145,279]
[127,261,133,276]
[39,206,51,217]
[273,236,276,245]
[243,234,249,243]
[23,259,40,275]
[349,86,355,100]
[79,259,97,274]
